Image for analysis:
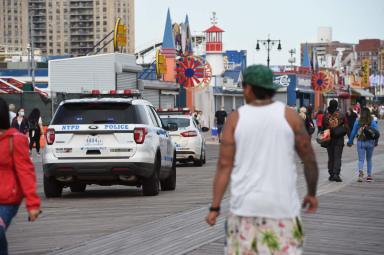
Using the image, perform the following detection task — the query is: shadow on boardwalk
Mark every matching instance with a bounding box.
[188,172,384,255]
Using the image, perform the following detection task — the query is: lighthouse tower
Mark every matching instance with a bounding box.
[194,12,226,129]
[204,12,225,79]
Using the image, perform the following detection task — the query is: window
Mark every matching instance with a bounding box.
[146,106,161,127]
[161,118,190,129]
[52,103,149,125]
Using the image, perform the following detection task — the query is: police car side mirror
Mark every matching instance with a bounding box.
[165,123,178,132]
[201,127,210,132]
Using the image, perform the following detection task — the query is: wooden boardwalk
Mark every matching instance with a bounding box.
[6,121,384,254]
[188,172,384,255]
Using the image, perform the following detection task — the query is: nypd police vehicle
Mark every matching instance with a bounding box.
[42,91,177,197]
[158,109,207,166]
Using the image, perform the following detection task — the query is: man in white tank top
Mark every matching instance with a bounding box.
[206,65,319,255]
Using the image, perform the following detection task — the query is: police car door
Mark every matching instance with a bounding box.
[146,106,171,168]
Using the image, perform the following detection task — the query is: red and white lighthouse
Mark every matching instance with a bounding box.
[204,12,225,77]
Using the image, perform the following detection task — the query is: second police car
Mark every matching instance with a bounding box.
[42,90,177,197]
[158,109,207,166]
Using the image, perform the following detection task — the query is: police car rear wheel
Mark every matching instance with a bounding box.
[142,157,160,196]
[161,153,176,191]
[70,183,86,193]
[44,175,63,198]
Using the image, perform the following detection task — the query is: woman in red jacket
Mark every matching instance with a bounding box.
[0,98,41,254]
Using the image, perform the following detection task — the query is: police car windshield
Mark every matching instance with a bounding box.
[52,103,148,125]
[161,118,190,128]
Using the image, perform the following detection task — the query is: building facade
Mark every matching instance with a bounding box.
[355,39,384,73]
[0,0,29,52]
[0,0,135,56]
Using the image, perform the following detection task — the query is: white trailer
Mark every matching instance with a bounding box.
[48,53,142,93]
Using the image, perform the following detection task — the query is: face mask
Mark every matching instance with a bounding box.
[19,111,24,116]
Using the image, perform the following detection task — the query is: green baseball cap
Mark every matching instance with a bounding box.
[242,65,280,90]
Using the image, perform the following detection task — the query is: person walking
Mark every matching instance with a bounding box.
[8,104,16,126]
[0,98,41,255]
[206,65,319,255]
[299,107,315,136]
[28,108,44,156]
[215,107,227,142]
[346,107,358,139]
[322,100,348,182]
[315,110,324,135]
[347,107,380,182]
[11,108,28,135]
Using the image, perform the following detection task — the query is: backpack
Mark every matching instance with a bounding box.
[325,112,347,138]
[358,124,380,141]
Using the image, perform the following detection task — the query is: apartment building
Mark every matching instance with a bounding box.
[0,0,135,56]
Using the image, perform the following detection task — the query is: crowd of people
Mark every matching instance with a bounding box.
[7,104,44,156]
[298,100,381,183]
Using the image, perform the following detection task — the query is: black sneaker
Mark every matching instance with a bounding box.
[328,175,335,181]
[334,175,342,182]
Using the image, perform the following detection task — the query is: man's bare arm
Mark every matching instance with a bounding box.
[210,111,238,208]
[286,108,319,196]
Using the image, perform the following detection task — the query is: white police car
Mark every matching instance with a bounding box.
[43,91,177,197]
[159,110,207,166]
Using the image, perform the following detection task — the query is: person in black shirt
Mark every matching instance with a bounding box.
[346,107,357,139]
[215,107,227,141]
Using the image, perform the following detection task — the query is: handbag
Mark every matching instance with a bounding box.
[316,129,331,148]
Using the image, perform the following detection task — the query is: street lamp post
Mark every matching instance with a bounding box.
[256,35,282,67]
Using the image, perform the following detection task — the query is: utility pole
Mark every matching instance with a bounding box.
[29,10,36,88]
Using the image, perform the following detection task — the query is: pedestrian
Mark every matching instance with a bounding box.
[322,100,348,182]
[379,104,384,119]
[8,104,16,126]
[347,107,380,182]
[11,108,28,135]
[354,102,361,114]
[346,107,358,139]
[299,107,315,136]
[215,107,227,142]
[206,65,319,255]
[0,98,41,255]
[28,108,44,156]
[315,110,324,135]
[197,111,204,128]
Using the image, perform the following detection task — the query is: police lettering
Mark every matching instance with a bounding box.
[104,124,129,130]
[62,125,80,131]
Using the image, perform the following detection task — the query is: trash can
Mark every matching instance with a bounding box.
[211,127,218,136]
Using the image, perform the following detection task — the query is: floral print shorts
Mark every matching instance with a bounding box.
[225,214,304,255]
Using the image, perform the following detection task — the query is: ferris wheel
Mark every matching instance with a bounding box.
[175,56,212,90]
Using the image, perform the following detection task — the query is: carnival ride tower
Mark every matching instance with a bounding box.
[161,9,177,82]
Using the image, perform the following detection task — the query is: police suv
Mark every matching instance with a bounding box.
[42,91,177,197]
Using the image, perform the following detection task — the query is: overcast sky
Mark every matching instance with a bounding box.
[136,0,384,65]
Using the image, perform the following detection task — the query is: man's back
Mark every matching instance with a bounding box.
[230,101,300,218]
[215,110,227,125]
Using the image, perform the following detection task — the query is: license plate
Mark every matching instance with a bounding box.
[85,136,103,146]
